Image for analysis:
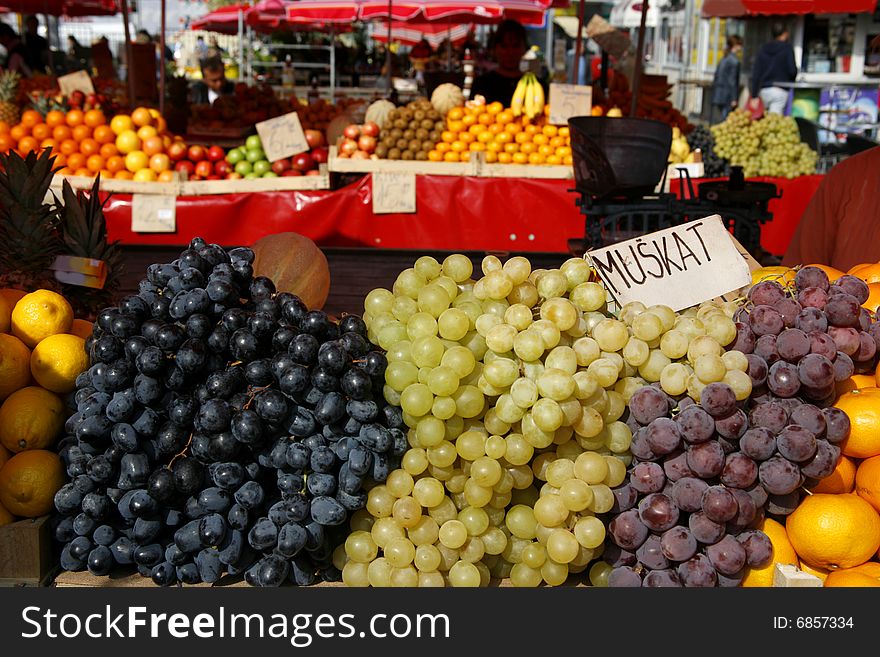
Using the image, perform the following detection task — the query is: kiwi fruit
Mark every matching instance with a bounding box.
[401,150,414,160]
[403,129,415,141]
[396,138,409,150]
[393,118,407,129]
[408,139,422,152]
[388,148,401,160]
[390,128,403,139]
[416,151,428,161]
[375,144,389,158]
[415,128,429,141]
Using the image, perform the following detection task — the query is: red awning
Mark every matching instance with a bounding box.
[702,0,877,17]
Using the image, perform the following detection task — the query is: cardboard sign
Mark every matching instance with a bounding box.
[255,112,309,163]
[549,83,593,126]
[131,194,176,233]
[58,70,95,97]
[372,172,416,214]
[584,215,752,312]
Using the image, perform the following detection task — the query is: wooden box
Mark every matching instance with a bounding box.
[0,516,56,587]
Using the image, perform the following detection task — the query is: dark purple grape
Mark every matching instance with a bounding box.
[767,360,800,398]
[758,456,802,495]
[701,485,738,523]
[745,353,769,387]
[754,334,780,364]
[832,351,855,382]
[715,409,748,440]
[686,441,725,479]
[629,386,670,425]
[795,266,830,292]
[610,483,639,513]
[660,526,697,562]
[603,544,637,568]
[721,452,758,489]
[789,404,826,437]
[629,429,657,462]
[776,328,811,362]
[635,534,669,570]
[749,305,784,336]
[608,509,649,550]
[737,530,773,567]
[671,477,709,513]
[688,511,725,545]
[631,462,666,494]
[808,330,837,360]
[662,450,694,482]
[740,427,777,461]
[677,554,718,587]
[797,353,835,390]
[797,286,828,310]
[825,294,861,328]
[644,418,681,455]
[774,297,802,328]
[700,382,737,419]
[637,493,679,532]
[829,326,860,356]
[727,488,757,531]
[799,440,840,479]
[747,483,769,509]
[607,566,642,587]
[777,425,817,463]
[766,491,800,517]
[675,405,715,444]
[706,535,747,576]
[730,322,756,354]
[749,280,785,305]
[857,331,877,361]
[642,569,682,587]
[835,275,870,304]
[796,307,829,333]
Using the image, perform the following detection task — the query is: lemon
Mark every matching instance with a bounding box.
[0,333,32,401]
[11,290,74,348]
[0,386,66,453]
[30,333,88,394]
[0,293,10,333]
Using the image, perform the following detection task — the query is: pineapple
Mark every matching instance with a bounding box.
[0,70,21,125]
[0,149,62,292]
[58,175,125,319]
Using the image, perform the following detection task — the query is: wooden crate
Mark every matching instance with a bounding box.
[0,516,56,587]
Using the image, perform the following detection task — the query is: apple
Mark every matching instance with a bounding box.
[207,145,225,162]
[188,145,207,162]
[304,129,325,149]
[311,146,329,164]
[174,160,195,177]
[357,135,377,153]
[253,160,272,176]
[167,142,187,162]
[271,158,291,174]
[292,152,315,173]
[281,169,302,176]
[361,122,380,138]
[245,134,262,151]
[351,150,370,160]
[339,139,358,156]
[214,159,231,177]
[86,93,98,106]
[195,160,214,178]
[206,174,222,180]
[69,90,85,107]
[342,124,360,140]
[305,169,321,176]
[227,172,243,180]
[234,160,253,176]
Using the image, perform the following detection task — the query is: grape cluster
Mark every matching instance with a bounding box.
[52,238,401,587]
[710,110,817,178]
[685,125,729,178]
[605,383,776,587]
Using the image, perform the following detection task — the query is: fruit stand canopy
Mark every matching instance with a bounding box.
[285,0,557,26]
[701,0,878,18]
[0,0,117,15]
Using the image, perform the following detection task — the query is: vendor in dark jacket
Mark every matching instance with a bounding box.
[711,35,742,122]
[190,56,234,105]
[750,22,798,115]
[472,20,544,106]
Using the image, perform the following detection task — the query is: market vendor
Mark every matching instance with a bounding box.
[190,56,235,106]
[472,20,545,106]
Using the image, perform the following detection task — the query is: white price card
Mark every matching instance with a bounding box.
[58,70,95,97]
[372,172,416,214]
[584,215,752,312]
[549,83,592,126]
[255,112,309,164]
[131,194,176,233]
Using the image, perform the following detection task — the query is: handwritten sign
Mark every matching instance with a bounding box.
[584,215,751,312]
[549,84,592,126]
[131,194,176,233]
[256,112,309,163]
[372,172,416,214]
[58,70,95,97]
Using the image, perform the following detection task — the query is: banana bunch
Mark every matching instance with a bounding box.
[511,73,545,119]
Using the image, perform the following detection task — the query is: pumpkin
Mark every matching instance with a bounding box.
[365,99,396,128]
[430,83,464,117]
[251,232,331,310]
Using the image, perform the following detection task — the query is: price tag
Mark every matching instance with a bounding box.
[255,112,309,163]
[58,70,95,97]
[585,215,752,312]
[131,194,176,233]
[372,172,416,214]
[549,83,592,126]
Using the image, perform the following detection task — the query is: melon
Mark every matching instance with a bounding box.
[251,232,331,310]
[430,83,464,117]
[365,99,396,129]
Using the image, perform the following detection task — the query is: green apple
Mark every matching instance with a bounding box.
[245,134,262,151]
[234,160,253,176]
[261,170,278,178]
[253,160,272,176]
[244,172,259,179]
[226,148,244,165]
[246,148,266,163]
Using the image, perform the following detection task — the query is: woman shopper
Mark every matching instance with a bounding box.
[711,35,743,123]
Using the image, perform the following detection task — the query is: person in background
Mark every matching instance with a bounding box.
[566,39,591,86]
[750,22,797,115]
[0,24,32,77]
[190,55,234,105]
[195,35,209,62]
[22,15,49,74]
[711,35,743,123]
[471,19,530,105]
[207,36,225,59]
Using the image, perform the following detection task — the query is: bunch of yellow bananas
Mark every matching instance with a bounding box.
[510,73,545,119]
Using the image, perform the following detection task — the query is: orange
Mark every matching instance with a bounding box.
[486,101,503,115]
[808,455,857,494]
[59,138,78,156]
[836,373,877,396]
[855,455,880,513]
[495,131,512,144]
[110,114,134,135]
[504,122,521,135]
[66,152,86,171]
[136,125,158,141]
[468,141,485,152]
[486,141,503,153]
[56,166,73,176]
[527,152,545,165]
[741,517,799,587]
[45,110,65,128]
[141,134,162,155]
[0,120,8,134]
[157,170,176,183]
[488,123,504,136]
[0,386,65,453]
[9,125,28,142]
[99,142,118,159]
[443,151,459,163]
[31,123,50,141]
[477,131,493,144]
[532,133,549,146]
[468,122,484,135]
[503,142,519,154]
[799,561,830,581]
[485,150,498,163]
[86,154,105,173]
[804,263,844,282]
[73,167,90,177]
[834,387,880,458]
[512,152,528,164]
[864,282,880,313]
[787,493,880,570]
[115,130,141,155]
[98,169,113,180]
[478,113,493,126]
[461,114,477,128]
[458,132,474,144]
[39,138,58,152]
[824,561,880,587]
[0,444,8,471]
[556,146,572,158]
[65,109,84,127]
[447,119,464,133]
[131,107,154,128]
[441,130,456,144]
[539,144,554,157]
[514,131,530,145]
[69,318,93,340]
[52,124,71,142]
[496,110,513,125]
[0,134,13,152]
[148,153,170,172]
[450,141,467,153]
[79,138,99,157]
[20,110,41,129]
[0,449,65,518]
[546,154,562,165]
[114,169,133,180]
[155,116,168,134]
[427,150,442,162]
[84,109,106,128]
[93,124,115,145]
[125,150,149,173]
[520,141,537,155]
[542,124,558,138]
[847,263,880,283]
[497,152,512,164]
[524,124,539,137]
[447,107,464,121]
[563,155,573,166]
[558,127,570,138]
[435,142,451,154]
[17,136,38,155]
[458,151,472,162]
[72,124,91,142]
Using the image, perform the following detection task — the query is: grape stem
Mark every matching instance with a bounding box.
[168,431,194,468]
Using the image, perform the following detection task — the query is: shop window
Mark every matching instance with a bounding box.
[866,31,880,77]
[802,14,857,74]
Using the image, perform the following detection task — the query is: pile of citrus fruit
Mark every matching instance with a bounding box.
[0,106,181,182]
[427,102,573,165]
[0,288,88,526]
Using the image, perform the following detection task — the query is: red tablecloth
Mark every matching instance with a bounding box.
[104,173,824,254]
